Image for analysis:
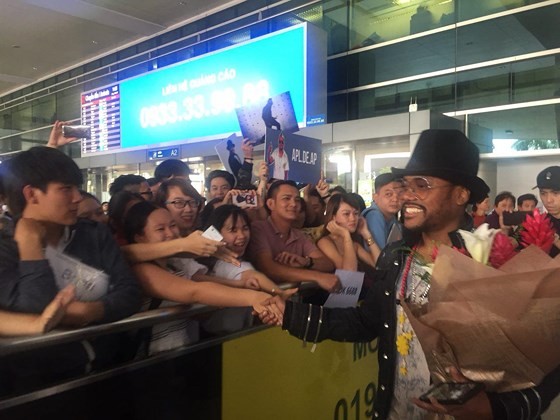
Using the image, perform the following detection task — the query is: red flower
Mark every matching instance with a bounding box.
[452,246,469,256]
[489,232,517,268]
[519,209,555,253]
[431,245,439,261]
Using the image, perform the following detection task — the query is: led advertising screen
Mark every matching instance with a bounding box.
[81,23,326,155]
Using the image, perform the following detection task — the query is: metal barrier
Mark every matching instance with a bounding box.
[0,282,311,412]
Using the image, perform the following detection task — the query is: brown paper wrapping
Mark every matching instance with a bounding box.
[403,245,560,392]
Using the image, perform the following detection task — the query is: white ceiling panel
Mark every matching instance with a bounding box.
[0,0,244,97]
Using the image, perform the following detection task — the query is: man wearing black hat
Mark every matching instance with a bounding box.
[535,166,560,257]
[259,129,560,419]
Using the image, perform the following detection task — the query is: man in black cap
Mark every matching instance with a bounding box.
[535,165,560,256]
[259,129,560,419]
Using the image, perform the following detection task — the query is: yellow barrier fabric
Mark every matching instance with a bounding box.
[222,327,379,420]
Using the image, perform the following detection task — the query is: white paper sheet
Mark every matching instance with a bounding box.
[324,269,364,308]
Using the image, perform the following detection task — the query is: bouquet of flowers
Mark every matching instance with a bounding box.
[403,210,560,392]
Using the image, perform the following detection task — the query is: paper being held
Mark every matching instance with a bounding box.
[324,270,364,308]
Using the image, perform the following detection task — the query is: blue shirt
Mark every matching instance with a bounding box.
[362,203,399,250]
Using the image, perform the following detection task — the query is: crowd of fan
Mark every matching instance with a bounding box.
[0,123,396,394]
[1,122,560,399]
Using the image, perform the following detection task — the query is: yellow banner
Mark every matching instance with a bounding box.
[222,327,379,420]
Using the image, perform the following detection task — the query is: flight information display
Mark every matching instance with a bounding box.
[81,23,326,155]
[80,84,121,154]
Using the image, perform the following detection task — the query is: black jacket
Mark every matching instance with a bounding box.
[283,230,560,419]
[284,238,407,418]
[0,219,142,321]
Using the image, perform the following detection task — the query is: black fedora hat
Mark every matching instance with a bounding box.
[392,129,489,204]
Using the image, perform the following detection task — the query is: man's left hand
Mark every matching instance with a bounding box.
[413,367,493,420]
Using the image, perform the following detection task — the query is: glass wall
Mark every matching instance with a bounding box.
[457,0,549,22]
[327,0,560,152]
[456,4,560,67]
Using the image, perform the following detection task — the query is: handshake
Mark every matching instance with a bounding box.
[252,289,297,326]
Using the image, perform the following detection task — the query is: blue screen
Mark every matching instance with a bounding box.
[119,25,306,149]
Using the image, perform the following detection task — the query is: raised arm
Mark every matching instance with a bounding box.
[46,120,78,148]
[132,262,277,317]
[240,269,287,296]
[121,230,238,264]
[192,271,252,289]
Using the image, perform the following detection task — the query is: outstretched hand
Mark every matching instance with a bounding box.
[412,367,492,420]
[179,231,241,265]
[252,297,282,326]
[255,288,297,326]
[213,246,241,267]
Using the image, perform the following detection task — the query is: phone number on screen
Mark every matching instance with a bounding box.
[139,80,270,128]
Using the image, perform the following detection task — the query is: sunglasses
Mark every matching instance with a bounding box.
[395,177,453,200]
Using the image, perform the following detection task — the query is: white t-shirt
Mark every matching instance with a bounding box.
[145,257,207,355]
[212,260,255,281]
[389,260,431,419]
[270,148,289,180]
[202,259,255,335]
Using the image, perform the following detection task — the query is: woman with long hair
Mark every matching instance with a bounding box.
[317,194,381,293]
[123,201,280,353]
[206,204,291,295]
[117,179,238,267]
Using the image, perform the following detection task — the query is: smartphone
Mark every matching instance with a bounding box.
[233,191,257,209]
[419,382,483,405]
[62,125,91,139]
[202,225,223,242]
[502,211,532,226]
